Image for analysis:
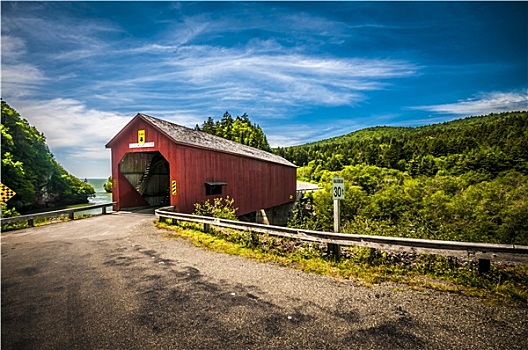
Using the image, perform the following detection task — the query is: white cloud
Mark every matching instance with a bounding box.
[3,14,121,47]
[2,3,420,175]
[411,91,528,116]
[1,63,48,97]
[1,35,27,60]
[10,97,208,152]
[4,98,131,177]
[1,35,47,96]
[13,98,130,153]
[265,117,371,148]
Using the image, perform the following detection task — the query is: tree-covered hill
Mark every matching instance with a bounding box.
[275,111,528,178]
[195,111,272,152]
[277,111,528,245]
[1,101,94,214]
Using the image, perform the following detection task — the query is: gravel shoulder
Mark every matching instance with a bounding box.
[2,211,527,349]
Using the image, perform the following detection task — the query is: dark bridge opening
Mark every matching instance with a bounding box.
[119,151,170,207]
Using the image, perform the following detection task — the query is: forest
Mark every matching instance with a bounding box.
[274,111,528,245]
[1,101,95,215]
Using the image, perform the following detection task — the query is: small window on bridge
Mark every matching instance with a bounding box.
[205,182,226,196]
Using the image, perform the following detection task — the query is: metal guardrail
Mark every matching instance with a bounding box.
[155,206,528,262]
[0,202,117,227]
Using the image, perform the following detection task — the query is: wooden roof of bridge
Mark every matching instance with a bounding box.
[106,113,296,168]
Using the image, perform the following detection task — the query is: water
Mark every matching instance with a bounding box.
[77,178,113,215]
[87,178,113,205]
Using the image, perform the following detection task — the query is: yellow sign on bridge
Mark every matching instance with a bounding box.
[138,130,145,144]
[0,183,16,204]
[171,180,177,195]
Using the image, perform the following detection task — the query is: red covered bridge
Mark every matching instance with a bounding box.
[106,114,297,224]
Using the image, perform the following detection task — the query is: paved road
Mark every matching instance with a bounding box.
[2,211,527,349]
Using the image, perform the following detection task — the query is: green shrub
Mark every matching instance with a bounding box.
[193,196,238,220]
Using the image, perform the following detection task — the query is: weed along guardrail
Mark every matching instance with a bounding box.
[0,202,117,227]
[155,206,528,266]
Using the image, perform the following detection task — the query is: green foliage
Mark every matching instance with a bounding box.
[1,202,19,218]
[278,111,528,245]
[213,228,263,249]
[193,196,239,220]
[288,192,323,231]
[104,176,113,193]
[0,203,25,231]
[196,111,272,152]
[1,101,95,212]
[311,165,528,244]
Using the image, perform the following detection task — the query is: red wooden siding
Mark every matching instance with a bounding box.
[172,144,296,215]
[107,115,296,215]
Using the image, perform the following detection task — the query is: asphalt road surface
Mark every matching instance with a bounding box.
[2,211,527,349]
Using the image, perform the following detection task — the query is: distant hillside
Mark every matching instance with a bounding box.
[303,126,415,147]
[291,112,515,147]
[275,111,528,178]
[1,101,94,213]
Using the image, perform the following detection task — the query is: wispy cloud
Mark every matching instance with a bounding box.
[1,35,48,96]
[81,44,417,120]
[411,91,528,116]
[1,35,27,59]
[3,13,121,46]
[1,63,48,93]
[1,4,419,125]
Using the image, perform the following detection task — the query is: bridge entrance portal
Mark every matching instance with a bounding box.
[119,151,170,207]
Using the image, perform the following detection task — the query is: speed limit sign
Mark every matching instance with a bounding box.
[332,177,345,200]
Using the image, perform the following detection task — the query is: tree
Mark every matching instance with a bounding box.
[104,176,113,193]
[1,101,95,212]
[201,117,216,135]
[198,112,271,152]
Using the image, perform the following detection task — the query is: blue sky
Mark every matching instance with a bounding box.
[2,1,527,178]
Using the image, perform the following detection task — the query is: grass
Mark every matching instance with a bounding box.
[157,220,528,306]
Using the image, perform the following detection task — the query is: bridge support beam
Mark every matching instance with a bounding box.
[256,202,294,226]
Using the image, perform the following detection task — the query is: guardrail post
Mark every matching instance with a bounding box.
[204,223,210,233]
[327,242,341,262]
[102,206,107,215]
[329,199,342,261]
[28,219,34,227]
[68,212,75,220]
[478,258,491,274]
